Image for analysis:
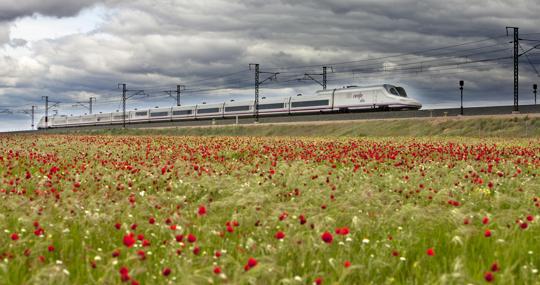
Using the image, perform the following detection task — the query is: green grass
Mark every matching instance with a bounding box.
[0,135,538,284]
[47,116,540,138]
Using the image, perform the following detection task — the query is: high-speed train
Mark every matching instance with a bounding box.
[37,84,421,129]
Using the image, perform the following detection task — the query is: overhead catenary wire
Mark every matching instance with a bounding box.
[2,33,539,118]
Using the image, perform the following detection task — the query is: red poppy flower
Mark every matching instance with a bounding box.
[484,271,494,282]
[484,229,492,237]
[335,227,350,235]
[115,223,121,230]
[162,267,171,276]
[526,215,534,222]
[213,266,222,274]
[314,277,323,285]
[344,260,351,268]
[520,222,528,229]
[321,231,333,244]
[112,249,120,258]
[482,217,490,225]
[426,248,435,256]
[119,266,130,282]
[187,234,196,243]
[245,257,258,271]
[198,206,207,216]
[137,250,146,260]
[193,246,200,255]
[490,262,500,272]
[123,233,136,248]
[275,231,285,240]
[10,233,19,241]
[34,228,44,236]
[48,245,55,252]
[148,217,156,224]
[175,234,184,242]
[299,215,307,225]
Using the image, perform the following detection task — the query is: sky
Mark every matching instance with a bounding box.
[0,0,539,131]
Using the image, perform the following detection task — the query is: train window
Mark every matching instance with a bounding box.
[384,84,400,96]
[173,110,193,116]
[225,106,250,112]
[291,100,329,108]
[259,103,284,110]
[395,87,408,97]
[135,111,148,116]
[197,108,220,114]
[150,111,169,117]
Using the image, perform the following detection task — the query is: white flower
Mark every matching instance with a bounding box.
[400,257,406,261]
[362,238,370,244]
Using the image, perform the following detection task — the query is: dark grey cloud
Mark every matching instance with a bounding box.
[0,0,539,131]
[0,0,102,21]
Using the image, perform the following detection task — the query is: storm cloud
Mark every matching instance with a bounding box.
[0,0,539,131]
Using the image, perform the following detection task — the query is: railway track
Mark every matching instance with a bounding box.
[5,104,540,134]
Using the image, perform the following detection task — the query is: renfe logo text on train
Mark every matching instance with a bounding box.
[353,93,365,102]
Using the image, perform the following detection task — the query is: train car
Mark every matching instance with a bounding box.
[322,84,421,111]
[257,98,290,115]
[289,94,332,113]
[37,84,421,129]
[130,110,150,123]
[194,103,224,119]
[223,100,254,118]
[149,107,172,122]
[171,105,196,120]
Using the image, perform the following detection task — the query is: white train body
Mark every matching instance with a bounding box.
[37,84,421,129]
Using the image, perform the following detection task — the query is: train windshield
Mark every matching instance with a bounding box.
[383,84,400,96]
[395,87,408,97]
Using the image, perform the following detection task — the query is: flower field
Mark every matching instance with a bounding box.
[0,134,539,284]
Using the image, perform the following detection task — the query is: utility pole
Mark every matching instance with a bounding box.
[252,63,260,122]
[42,96,48,128]
[459,80,464,115]
[31,105,35,129]
[40,96,59,129]
[163,85,185,106]
[73,97,96,114]
[176,85,185,106]
[249,64,279,122]
[118,83,146,128]
[89,97,95,114]
[534,84,538,105]
[323,66,327,90]
[121,83,127,128]
[507,27,519,113]
[304,66,329,90]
